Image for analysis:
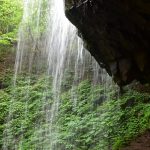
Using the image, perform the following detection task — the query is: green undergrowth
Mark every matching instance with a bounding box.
[57,81,150,150]
[0,74,53,149]
[0,74,150,149]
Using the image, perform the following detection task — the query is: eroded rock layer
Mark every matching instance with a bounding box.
[65,0,150,86]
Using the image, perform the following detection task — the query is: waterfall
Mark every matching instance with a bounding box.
[3,0,113,149]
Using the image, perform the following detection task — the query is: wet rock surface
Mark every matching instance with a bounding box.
[65,0,150,86]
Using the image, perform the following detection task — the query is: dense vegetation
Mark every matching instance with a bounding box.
[0,0,22,46]
[0,74,150,149]
[0,0,150,150]
[0,0,23,82]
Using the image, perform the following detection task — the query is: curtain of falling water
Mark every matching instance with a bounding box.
[3,0,113,149]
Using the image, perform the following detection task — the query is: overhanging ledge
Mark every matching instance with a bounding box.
[65,0,150,86]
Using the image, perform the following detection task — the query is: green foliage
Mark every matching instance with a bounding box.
[0,0,22,33]
[0,73,150,150]
[0,74,53,149]
[0,0,23,46]
[1,1,150,150]
[112,92,150,149]
[56,83,150,150]
[0,90,10,145]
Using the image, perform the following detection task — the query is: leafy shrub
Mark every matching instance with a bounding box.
[0,74,150,150]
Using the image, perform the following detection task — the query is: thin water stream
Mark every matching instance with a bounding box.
[3,0,113,149]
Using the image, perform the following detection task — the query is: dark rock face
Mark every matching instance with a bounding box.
[65,0,150,86]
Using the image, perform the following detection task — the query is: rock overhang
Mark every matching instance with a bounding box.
[65,0,150,86]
